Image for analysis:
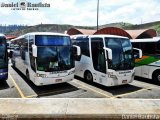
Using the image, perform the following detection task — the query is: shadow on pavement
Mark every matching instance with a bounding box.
[0,80,10,90]
[134,76,160,86]
[12,66,79,97]
[75,76,143,96]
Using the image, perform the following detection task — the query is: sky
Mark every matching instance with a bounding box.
[0,0,160,26]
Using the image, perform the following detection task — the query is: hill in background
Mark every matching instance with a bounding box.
[4,21,160,37]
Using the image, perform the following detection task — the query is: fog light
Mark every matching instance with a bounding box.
[108,72,117,78]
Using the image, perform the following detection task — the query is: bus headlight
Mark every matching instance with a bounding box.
[108,72,117,79]
[36,73,47,78]
[0,72,8,75]
[108,74,117,78]
[68,70,75,75]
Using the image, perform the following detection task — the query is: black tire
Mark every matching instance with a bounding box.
[26,71,30,81]
[153,72,160,84]
[84,71,93,82]
[0,80,7,84]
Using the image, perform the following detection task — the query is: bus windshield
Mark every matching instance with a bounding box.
[0,37,7,69]
[105,38,134,70]
[35,35,74,72]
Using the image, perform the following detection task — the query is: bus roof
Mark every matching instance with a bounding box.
[70,34,128,39]
[11,32,69,42]
[25,32,69,36]
[131,37,160,43]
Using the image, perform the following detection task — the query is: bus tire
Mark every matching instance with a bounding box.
[84,71,93,82]
[153,72,160,83]
[26,71,30,81]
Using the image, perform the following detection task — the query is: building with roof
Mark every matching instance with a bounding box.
[66,27,157,39]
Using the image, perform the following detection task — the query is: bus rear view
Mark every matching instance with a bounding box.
[72,35,142,86]
[0,34,8,81]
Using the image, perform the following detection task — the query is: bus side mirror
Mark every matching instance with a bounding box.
[8,50,13,58]
[73,45,81,56]
[103,47,112,60]
[72,45,81,61]
[133,48,142,59]
[32,45,37,57]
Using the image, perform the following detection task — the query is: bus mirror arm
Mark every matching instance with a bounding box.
[103,47,112,60]
[32,45,37,57]
[133,48,142,59]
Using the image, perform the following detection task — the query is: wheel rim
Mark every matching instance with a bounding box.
[86,72,93,81]
[157,74,160,81]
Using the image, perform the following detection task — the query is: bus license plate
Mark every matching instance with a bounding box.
[122,80,127,83]
[56,79,62,83]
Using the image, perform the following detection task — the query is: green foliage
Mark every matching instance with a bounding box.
[153,24,160,35]
[5,21,160,36]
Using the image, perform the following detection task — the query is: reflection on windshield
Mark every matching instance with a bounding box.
[37,46,74,72]
[105,38,134,70]
[0,38,7,68]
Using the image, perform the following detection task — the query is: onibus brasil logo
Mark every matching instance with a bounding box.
[0,0,50,10]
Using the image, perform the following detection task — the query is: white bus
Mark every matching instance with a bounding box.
[71,35,142,86]
[11,32,80,86]
[131,37,160,83]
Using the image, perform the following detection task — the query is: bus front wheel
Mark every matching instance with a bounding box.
[26,71,30,81]
[153,72,160,83]
[84,71,93,82]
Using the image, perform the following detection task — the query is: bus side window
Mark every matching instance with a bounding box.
[132,42,140,49]
[141,42,156,55]
[76,38,90,57]
[20,38,28,61]
[156,41,160,54]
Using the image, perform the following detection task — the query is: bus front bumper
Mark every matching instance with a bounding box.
[105,70,135,86]
[34,74,74,86]
[0,69,8,81]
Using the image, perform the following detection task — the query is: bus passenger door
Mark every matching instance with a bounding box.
[91,38,107,84]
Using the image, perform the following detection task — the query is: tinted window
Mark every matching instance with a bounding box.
[106,38,134,70]
[133,42,157,55]
[20,38,28,60]
[74,38,90,57]
[91,38,106,73]
[37,46,74,71]
[35,35,71,46]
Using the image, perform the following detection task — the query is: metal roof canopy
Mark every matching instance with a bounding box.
[67,27,157,39]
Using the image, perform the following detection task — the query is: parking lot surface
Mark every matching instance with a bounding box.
[0,64,160,98]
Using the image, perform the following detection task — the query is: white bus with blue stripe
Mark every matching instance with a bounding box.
[11,32,80,86]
